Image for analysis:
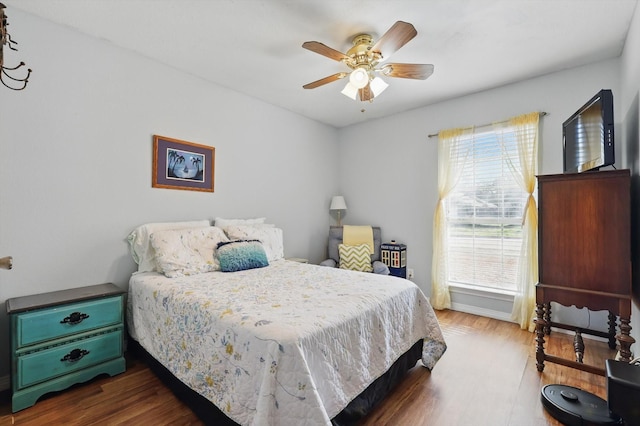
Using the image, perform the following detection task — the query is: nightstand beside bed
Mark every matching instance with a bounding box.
[6,282,126,412]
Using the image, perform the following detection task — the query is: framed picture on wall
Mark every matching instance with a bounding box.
[152,135,215,192]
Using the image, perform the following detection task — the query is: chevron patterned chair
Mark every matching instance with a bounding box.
[319,225,390,274]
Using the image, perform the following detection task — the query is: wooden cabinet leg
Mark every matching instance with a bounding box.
[573,331,584,363]
[543,303,551,335]
[617,316,635,363]
[535,303,547,372]
[607,311,617,349]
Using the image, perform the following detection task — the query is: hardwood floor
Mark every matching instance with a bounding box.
[0,309,615,425]
[361,310,612,426]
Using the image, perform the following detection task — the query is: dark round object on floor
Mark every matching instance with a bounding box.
[540,384,621,426]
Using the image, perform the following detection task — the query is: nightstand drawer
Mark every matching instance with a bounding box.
[14,296,123,348]
[16,328,123,389]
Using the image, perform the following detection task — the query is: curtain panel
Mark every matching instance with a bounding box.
[431,128,472,310]
[432,113,540,328]
[495,112,540,330]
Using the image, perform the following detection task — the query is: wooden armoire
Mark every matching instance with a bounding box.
[534,169,634,376]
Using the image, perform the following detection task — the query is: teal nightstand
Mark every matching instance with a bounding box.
[6,283,126,412]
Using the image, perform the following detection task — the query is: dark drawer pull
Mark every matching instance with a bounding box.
[60,311,89,325]
[60,348,90,363]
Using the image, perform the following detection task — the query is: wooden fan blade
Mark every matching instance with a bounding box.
[371,21,417,60]
[302,72,347,89]
[358,84,374,102]
[302,41,350,62]
[381,63,434,80]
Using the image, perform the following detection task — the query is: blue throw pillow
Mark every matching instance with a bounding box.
[217,240,269,272]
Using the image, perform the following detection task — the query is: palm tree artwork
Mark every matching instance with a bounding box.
[166,149,204,181]
[192,156,202,175]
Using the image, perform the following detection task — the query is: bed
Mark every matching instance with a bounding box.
[126,220,446,425]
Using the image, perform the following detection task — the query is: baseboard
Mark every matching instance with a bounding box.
[448,302,630,363]
[549,326,609,343]
[450,301,514,323]
[0,374,9,392]
[449,303,615,341]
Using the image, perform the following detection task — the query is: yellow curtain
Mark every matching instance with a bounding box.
[431,127,471,310]
[496,112,539,331]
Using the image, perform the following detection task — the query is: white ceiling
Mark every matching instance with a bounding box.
[9,0,639,128]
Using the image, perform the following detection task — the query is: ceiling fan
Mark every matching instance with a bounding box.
[302,21,433,102]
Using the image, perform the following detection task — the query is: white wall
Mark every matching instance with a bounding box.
[339,21,640,346]
[0,10,339,381]
[3,5,639,390]
[620,2,640,355]
[338,59,621,302]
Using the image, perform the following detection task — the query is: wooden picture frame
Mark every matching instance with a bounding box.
[152,135,215,192]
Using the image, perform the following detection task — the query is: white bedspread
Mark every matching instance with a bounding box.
[128,260,446,426]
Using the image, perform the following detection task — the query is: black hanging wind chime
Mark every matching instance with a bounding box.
[0,2,31,90]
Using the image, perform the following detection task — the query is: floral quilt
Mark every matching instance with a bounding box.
[128,260,446,426]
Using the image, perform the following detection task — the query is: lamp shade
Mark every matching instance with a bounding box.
[370,76,388,97]
[349,68,369,89]
[330,196,347,211]
[341,82,358,100]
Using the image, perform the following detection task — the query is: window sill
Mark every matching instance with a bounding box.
[448,283,516,301]
[447,283,515,323]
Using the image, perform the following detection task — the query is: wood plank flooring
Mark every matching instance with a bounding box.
[0,309,615,425]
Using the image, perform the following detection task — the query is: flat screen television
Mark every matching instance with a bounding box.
[562,89,615,173]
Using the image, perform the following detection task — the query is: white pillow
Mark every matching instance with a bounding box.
[127,220,210,272]
[214,217,267,227]
[223,225,284,262]
[150,226,229,278]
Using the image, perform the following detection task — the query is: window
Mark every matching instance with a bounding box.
[443,128,530,292]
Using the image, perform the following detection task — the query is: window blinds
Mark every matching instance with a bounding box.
[444,125,535,292]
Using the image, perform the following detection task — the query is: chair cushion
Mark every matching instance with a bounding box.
[328,226,382,263]
[319,259,337,268]
[338,244,374,272]
[372,260,390,275]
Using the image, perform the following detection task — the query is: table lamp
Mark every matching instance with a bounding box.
[330,196,347,226]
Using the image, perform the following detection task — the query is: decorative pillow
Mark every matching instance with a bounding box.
[127,220,210,272]
[214,217,267,227]
[150,226,229,278]
[223,225,284,262]
[217,240,269,272]
[339,243,374,272]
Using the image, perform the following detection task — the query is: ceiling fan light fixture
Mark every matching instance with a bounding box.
[302,21,433,103]
[349,68,369,89]
[370,77,389,97]
[341,82,358,100]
